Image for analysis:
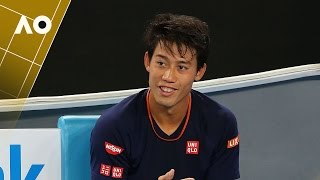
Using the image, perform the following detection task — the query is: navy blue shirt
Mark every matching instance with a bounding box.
[90,89,240,179]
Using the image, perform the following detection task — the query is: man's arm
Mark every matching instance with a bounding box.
[205,111,240,180]
[90,115,130,180]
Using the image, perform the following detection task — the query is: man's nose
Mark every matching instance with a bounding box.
[162,68,176,82]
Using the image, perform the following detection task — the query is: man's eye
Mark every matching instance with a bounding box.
[157,61,165,66]
[178,66,187,70]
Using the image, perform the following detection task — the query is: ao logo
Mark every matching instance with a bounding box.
[0,145,44,180]
[14,15,52,34]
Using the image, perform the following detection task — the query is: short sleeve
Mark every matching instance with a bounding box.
[90,115,130,180]
[206,110,240,180]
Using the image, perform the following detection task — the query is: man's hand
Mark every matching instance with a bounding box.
[158,169,195,180]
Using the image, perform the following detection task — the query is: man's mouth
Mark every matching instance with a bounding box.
[159,86,177,96]
[160,86,175,93]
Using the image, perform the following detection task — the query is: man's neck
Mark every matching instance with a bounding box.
[149,95,189,136]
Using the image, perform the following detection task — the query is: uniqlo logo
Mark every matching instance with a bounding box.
[100,164,111,176]
[112,166,124,178]
[186,141,199,155]
[227,135,240,149]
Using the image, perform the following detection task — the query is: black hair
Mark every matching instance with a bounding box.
[143,13,210,70]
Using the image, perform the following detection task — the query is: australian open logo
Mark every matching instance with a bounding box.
[14,15,52,34]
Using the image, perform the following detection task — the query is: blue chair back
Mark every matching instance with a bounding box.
[57,115,100,180]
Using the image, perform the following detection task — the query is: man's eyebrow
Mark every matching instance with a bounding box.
[178,59,191,64]
[154,54,168,60]
[155,53,192,64]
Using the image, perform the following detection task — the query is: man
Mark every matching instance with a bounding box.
[90,13,240,180]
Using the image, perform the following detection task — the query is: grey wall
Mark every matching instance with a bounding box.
[208,77,320,180]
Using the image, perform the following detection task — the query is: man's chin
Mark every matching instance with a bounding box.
[155,99,175,109]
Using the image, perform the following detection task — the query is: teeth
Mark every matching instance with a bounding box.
[161,87,174,93]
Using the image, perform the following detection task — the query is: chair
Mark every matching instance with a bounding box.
[57,115,100,180]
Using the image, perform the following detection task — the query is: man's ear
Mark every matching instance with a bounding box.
[195,63,207,81]
[144,51,150,72]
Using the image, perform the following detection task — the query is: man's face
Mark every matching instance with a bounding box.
[144,42,206,109]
